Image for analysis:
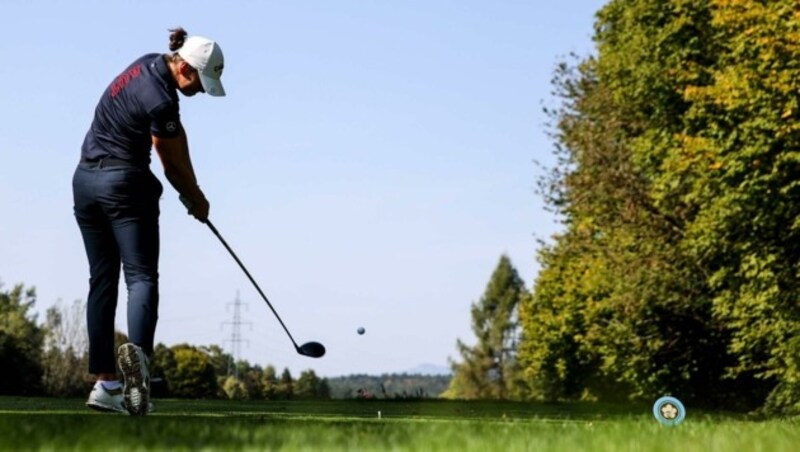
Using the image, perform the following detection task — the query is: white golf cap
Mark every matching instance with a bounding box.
[178,35,225,97]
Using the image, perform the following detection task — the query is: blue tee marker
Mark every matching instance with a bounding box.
[653,396,686,426]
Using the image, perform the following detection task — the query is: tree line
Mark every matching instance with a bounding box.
[1,282,449,400]
[447,0,799,415]
[0,283,329,400]
[326,374,451,399]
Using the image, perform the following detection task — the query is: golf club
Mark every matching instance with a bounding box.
[181,197,325,358]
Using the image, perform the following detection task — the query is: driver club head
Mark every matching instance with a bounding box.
[297,341,326,358]
[187,212,327,360]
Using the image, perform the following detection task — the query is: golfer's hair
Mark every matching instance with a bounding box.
[168,27,188,52]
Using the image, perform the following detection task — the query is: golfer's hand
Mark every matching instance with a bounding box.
[189,197,210,223]
[180,194,209,222]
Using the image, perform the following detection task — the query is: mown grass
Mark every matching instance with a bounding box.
[0,397,796,451]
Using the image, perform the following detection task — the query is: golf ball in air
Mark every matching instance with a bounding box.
[357,327,365,335]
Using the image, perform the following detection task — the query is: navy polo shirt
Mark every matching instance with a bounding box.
[81,53,182,165]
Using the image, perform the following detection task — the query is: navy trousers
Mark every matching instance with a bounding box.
[72,161,163,374]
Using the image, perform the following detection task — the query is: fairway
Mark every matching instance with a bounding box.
[0,398,796,451]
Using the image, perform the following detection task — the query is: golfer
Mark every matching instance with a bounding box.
[73,27,225,415]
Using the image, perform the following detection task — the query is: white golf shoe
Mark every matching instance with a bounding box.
[86,381,126,413]
[117,343,151,416]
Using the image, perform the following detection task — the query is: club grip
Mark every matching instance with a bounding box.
[179,195,193,211]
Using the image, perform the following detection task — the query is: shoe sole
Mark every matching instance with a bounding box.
[118,343,149,416]
[86,401,126,414]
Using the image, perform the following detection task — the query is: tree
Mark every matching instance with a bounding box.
[236,362,264,399]
[447,255,527,399]
[277,368,293,399]
[166,344,218,398]
[202,345,234,378]
[317,378,331,399]
[151,343,177,397]
[41,299,90,396]
[521,0,739,405]
[222,375,248,400]
[675,0,800,415]
[0,282,44,395]
[261,365,279,399]
[295,370,322,399]
[520,0,800,413]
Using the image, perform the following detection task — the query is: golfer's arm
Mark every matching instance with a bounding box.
[152,129,206,203]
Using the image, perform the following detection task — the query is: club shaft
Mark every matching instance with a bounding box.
[205,219,299,349]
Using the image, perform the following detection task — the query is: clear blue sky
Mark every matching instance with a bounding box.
[0,0,605,377]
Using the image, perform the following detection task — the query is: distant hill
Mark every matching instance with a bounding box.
[403,363,452,376]
[326,372,451,399]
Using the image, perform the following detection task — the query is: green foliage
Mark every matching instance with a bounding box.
[447,256,527,400]
[202,345,234,377]
[235,363,266,399]
[295,370,329,399]
[278,368,294,400]
[317,377,332,399]
[260,364,279,399]
[679,0,800,415]
[518,243,595,401]
[151,347,332,401]
[522,0,800,413]
[0,283,44,395]
[221,375,248,400]
[166,344,219,398]
[151,342,176,395]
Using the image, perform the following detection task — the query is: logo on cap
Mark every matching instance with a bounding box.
[166,122,177,133]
